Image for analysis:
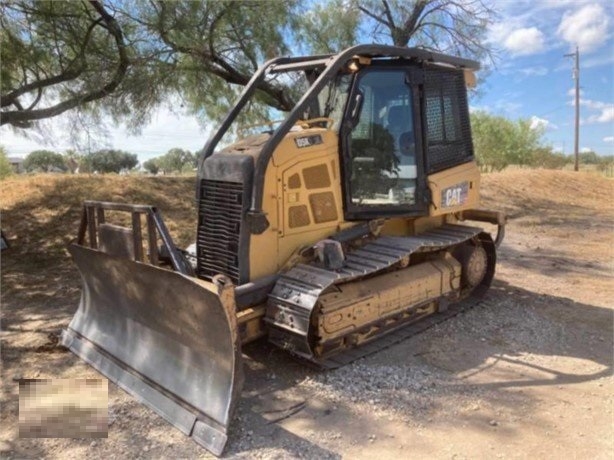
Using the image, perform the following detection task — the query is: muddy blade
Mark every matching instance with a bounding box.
[61,244,242,456]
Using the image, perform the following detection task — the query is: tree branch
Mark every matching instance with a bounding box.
[24,88,43,112]
[395,0,429,46]
[1,55,86,109]
[381,0,396,30]
[1,1,129,127]
[358,6,391,27]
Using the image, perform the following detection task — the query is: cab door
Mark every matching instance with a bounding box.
[340,66,428,220]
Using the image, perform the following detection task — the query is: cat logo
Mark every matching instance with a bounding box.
[441,181,469,208]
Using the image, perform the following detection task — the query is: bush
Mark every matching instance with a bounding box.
[471,111,543,172]
[159,148,196,173]
[143,148,197,174]
[143,158,160,174]
[23,150,67,172]
[0,147,13,179]
[83,149,138,173]
[530,147,569,169]
[595,155,614,176]
[579,150,601,165]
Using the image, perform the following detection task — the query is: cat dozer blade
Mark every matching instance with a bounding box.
[61,243,243,456]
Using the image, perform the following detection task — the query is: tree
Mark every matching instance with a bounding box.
[143,158,160,174]
[2,1,497,133]
[356,0,495,61]
[530,147,569,170]
[506,118,542,166]
[0,146,13,179]
[294,0,359,54]
[23,149,67,172]
[471,111,543,172]
[158,148,196,173]
[127,1,302,125]
[1,0,301,130]
[128,0,495,122]
[578,150,601,165]
[1,1,130,128]
[84,149,138,173]
[143,148,196,174]
[63,149,83,173]
[596,154,614,176]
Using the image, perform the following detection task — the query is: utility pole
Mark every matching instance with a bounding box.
[564,46,580,172]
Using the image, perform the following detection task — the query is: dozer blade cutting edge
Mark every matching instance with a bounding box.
[61,243,243,456]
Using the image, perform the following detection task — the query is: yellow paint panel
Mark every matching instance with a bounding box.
[250,139,481,280]
[248,160,280,280]
[249,129,356,280]
[318,258,461,341]
[380,218,411,236]
[428,161,480,216]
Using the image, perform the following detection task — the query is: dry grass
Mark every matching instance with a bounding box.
[2,169,611,273]
[2,168,610,245]
[481,168,614,224]
[1,174,197,260]
[481,168,613,206]
[2,169,610,312]
[1,174,199,350]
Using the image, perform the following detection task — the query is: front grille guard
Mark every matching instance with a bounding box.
[76,200,193,276]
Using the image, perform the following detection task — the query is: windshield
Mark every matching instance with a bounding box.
[216,69,352,150]
[312,73,352,131]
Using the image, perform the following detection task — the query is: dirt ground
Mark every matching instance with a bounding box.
[1,169,613,459]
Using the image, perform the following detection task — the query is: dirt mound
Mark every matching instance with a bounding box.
[481,168,613,217]
[2,169,610,253]
[1,174,197,261]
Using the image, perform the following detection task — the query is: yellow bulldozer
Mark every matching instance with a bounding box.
[61,44,505,455]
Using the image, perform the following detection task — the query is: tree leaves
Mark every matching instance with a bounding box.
[23,150,67,173]
[357,0,496,63]
[83,149,138,173]
[143,148,196,174]
[1,1,129,128]
[2,0,497,132]
[471,111,546,172]
[0,146,13,179]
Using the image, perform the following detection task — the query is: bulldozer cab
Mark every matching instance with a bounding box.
[197,45,478,284]
[199,45,477,231]
[341,62,474,220]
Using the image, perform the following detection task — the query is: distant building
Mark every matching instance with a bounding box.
[7,157,24,173]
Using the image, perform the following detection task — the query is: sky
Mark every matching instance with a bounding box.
[477,0,614,156]
[1,0,613,161]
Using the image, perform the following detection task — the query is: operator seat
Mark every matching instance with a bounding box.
[387,105,415,160]
[387,104,417,202]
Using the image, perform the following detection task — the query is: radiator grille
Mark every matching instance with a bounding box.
[197,180,244,284]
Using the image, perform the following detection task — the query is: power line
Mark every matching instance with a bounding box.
[564,46,580,172]
[536,104,568,118]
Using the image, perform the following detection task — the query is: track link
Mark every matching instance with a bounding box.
[266,224,487,367]
[314,295,485,369]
